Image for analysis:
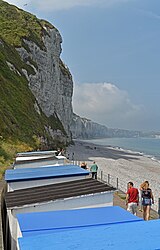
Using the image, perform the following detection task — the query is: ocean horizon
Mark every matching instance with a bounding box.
[83,137,160,161]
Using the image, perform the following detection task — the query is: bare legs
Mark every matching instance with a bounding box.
[143,205,151,220]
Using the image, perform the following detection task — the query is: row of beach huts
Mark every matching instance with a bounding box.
[2,150,160,250]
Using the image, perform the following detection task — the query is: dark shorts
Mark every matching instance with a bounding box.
[142,198,151,206]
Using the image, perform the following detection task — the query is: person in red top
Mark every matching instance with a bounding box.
[126,182,139,216]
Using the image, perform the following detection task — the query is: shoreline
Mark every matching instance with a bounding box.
[78,138,160,163]
[67,140,160,211]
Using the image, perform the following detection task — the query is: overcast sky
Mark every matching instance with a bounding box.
[4,0,160,131]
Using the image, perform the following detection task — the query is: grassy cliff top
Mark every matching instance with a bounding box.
[0,0,55,48]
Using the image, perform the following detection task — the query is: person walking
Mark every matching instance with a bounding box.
[140,181,154,220]
[126,182,139,216]
[90,161,98,179]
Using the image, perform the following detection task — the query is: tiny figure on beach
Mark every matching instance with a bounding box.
[140,181,154,220]
[126,181,139,216]
[90,161,98,179]
[55,148,60,156]
[80,162,87,170]
[72,152,74,161]
[58,148,65,156]
[67,153,70,160]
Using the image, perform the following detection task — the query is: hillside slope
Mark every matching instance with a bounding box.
[0,0,73,149]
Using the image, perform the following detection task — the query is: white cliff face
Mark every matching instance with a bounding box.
[70,114,110,139]
[70,114,142,139]
[16,26,73,138]
[14,22,119,141]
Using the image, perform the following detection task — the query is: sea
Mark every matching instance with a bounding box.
[83,137,160,161]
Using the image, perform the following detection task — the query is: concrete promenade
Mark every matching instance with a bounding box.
[114,191,159,220]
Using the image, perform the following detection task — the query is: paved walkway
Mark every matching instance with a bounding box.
[114,191,159,220]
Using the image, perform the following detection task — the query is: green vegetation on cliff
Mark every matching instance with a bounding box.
[0,1,68,176]
[0,0,55,48]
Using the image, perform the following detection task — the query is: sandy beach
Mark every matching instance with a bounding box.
[67,140,160,211]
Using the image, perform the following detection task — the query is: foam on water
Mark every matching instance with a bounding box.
[83,137,160,162]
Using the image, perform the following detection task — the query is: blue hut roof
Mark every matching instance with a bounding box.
[18,219,160,250]
[17,206,142,237]
[5,165,89,182]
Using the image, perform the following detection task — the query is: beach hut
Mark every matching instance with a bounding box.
[17,206,143,237]
[15,154,57,164]
[5,165,90,191]
[16,150,57,157]
[13,155,67,169]
[4,179,115,250]
[18,219,160,250]
[15,206,142,249]
[5,179,115,213]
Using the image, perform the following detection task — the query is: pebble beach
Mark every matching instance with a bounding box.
[67,140,160,211]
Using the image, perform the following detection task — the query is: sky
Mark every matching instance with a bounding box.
[4,0,160,131]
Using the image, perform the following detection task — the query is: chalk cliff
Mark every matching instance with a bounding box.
[0,1,73,147]
[0,1,147,147]
[16,27,73,138]
[70,114,142,139]
[70,114,110,139]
